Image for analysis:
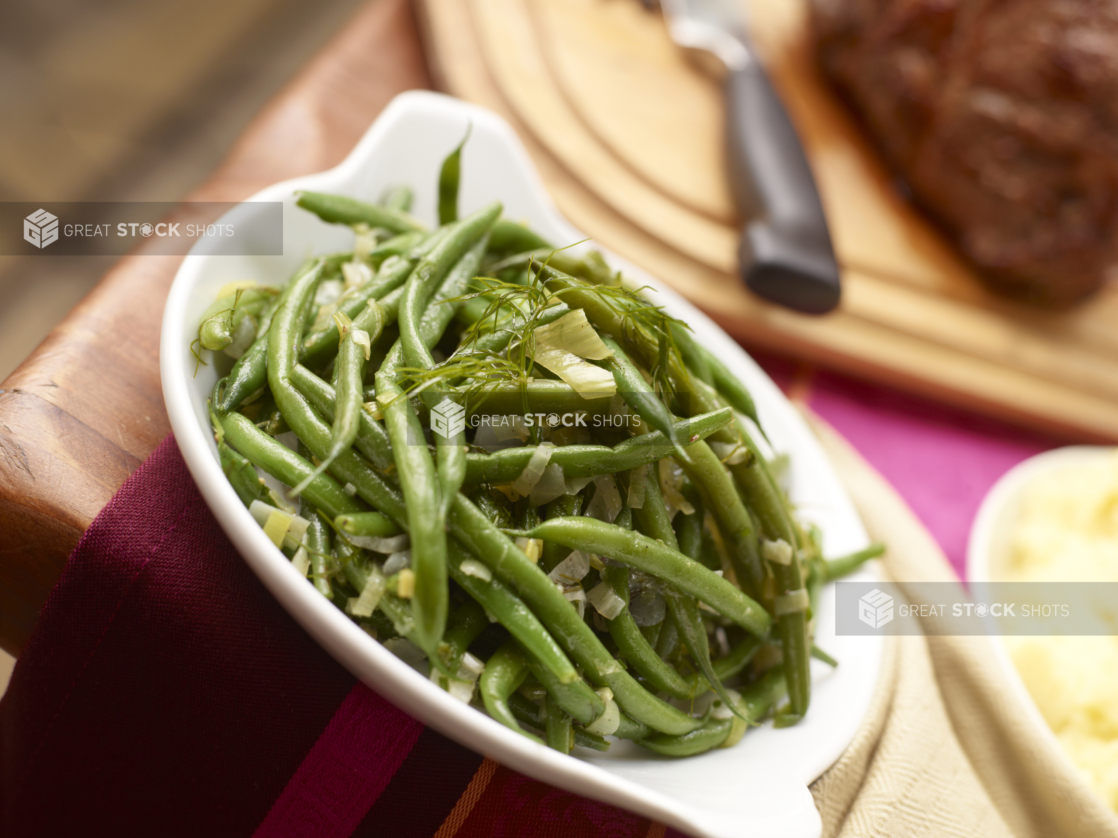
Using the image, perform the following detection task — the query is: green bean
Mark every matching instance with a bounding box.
[811,644,838,667]
[198,287,277,351]
[655,612,680,662]
[290,364,393,471]
[506,693,610,752]
[293,310,373,495]
[594,333,686,456]
[602,566,693,700]
[296,190,426,234]
[511,518,770,637]
[613,712,649,742]
[633,466,742,715]
[401,236,490,517]
[463,408,730,485]
[703,349,761,430]
[679,440,763,596]
[824,543,885,581]
[712,411,810,723]
[219,411,364,519]
[438,600,488,671]
[438,129,469,225]
[540,493,583,572]
[211,402,272,507]
[669,322,713,387]
[303,505,334,599]
[545,692,573,754]
[217,261,313,413]
[447,540,579,685]
[374,366,447,652]
[447,496,701,735]
[521,654,604,727]
[639,717,732,757]
[335,511,401,538]
[487,219,552,254]
[480,640,540,742]
[372,214,501,653]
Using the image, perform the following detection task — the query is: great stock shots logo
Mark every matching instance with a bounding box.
[23,209,59,249]
[430,398,467,440]
[858,588,894,629]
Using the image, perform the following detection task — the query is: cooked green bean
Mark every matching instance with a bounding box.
[296,190,426,234]
[511,518,770,637]
[480,640,540,743]
[545,692,573,754]
[824,543,885,581]
[335,511,401,538]
[219,411,363,519]
[463,408,730,485]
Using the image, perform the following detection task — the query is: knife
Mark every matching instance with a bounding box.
[662,0,841,314]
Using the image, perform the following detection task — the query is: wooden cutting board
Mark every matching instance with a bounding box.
[417,0,1118,442]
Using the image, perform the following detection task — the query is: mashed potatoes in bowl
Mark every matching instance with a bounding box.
[972,447,1118,813]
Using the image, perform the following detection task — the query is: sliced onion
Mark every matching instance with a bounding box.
[548,550,590,585]
[533,309,612,360]
[711,441,749,465]
[627,464,647,509]
[351,328,372,361]
[659,458,695,518]
[382,550,411,576]
[342,260,373,289]
[585,695,620,736]
[347,566,387,617]
[775,588,810,616]
[282,514,311,552]
[585,475,622,523]
[315,278,345,306]
[291,547,310,576]
[353,224,378,258]
[457,652,485,681]
[344,482,358,496]
[511,443,554,497]
[563,586,587,619]
[396,568,416,599]
[513,537,542,565]
[761,539,794,566]
[529,463,567,506]
[262,509,293,548]
[459,558,492,581]
[533,348,616,400]
[564,474,593,496]
[587,581,625,620]
[224,313,257,359]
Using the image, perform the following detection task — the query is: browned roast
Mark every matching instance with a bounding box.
[812,0,1118,304]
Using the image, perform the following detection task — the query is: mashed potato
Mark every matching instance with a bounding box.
[1002,451,1118,812]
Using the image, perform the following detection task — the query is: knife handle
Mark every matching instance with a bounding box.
[725,61,841,314]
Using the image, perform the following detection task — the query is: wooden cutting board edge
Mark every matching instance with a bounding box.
[416,0,1116,444]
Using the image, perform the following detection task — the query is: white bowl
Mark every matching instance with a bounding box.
[161,91,883,838]
[966,446,1113,771]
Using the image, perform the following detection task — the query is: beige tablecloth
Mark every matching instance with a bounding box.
[805,410,1118,838]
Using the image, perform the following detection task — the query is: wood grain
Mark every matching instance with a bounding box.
[0,0,432,656]
[419,0,1118,442]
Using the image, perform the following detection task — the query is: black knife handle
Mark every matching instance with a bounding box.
[725,60,841,314]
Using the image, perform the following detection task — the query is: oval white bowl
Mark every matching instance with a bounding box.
[966,445,1114,781]
[161,91,883,838]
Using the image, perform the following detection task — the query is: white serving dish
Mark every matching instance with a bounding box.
[161,91,883,838]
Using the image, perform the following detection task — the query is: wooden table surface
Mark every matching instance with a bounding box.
[0,0,431,655]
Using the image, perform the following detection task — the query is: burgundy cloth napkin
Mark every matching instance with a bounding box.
[0,435,679,838]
